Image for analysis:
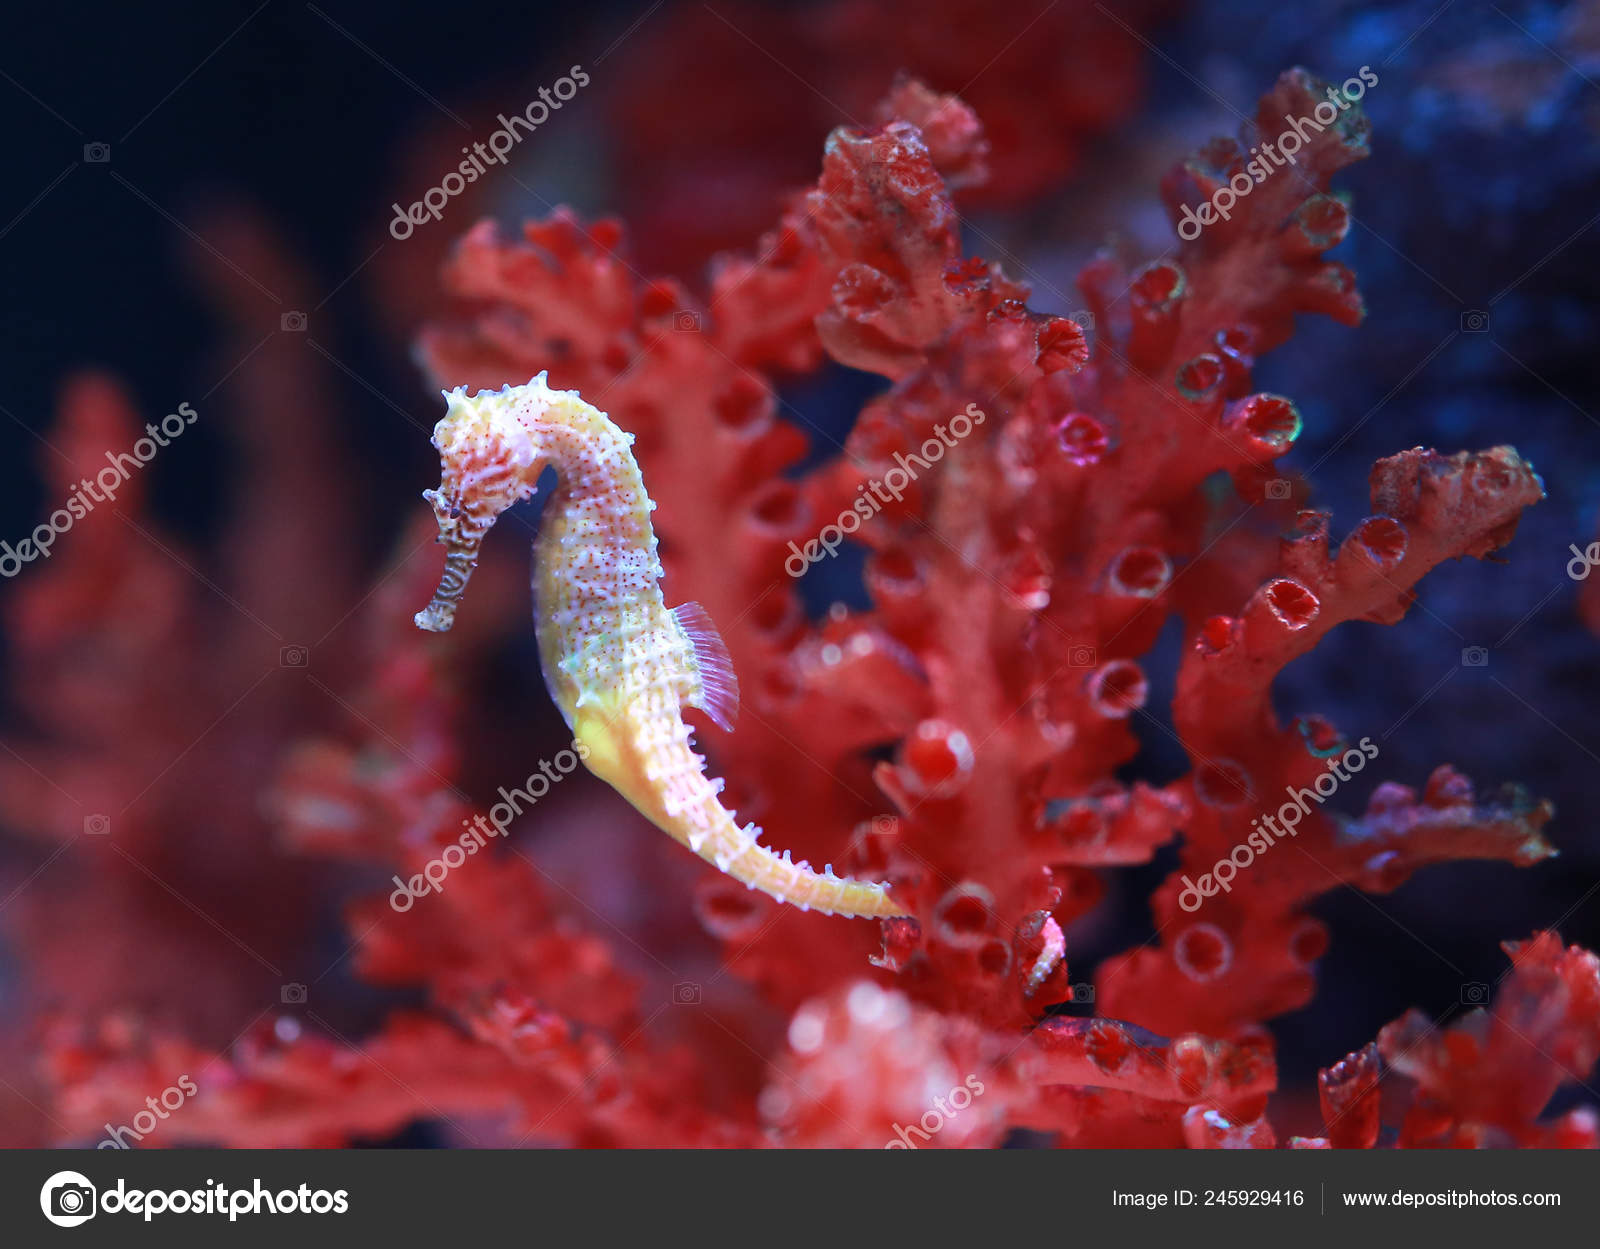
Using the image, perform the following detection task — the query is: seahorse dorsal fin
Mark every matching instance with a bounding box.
[672,601,739,731]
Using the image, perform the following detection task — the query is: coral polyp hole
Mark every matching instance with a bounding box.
[1295,714,1343,758]
[1194,137,1244,177]
[903,719,975,797]
[1174,923,1233,982]
[751,592,794,637]
[1194,760,1253,808]
[1355,515,1408,567]
[638,283,679,319]
[1238,394,1302,450]
[1035,317,1089,374]
[1170,1037,1212,1097]
[1089,660,1148,718]
[869,548,921,593]
[1003,551,1052,610]
[1109,546,1170,597]
[1175,354,1225,400]
[695,883,767,941]
[1295,194,1350,247]
[1057,802,1105,843]
[1293,509,1325,537]
[760,666,800,705]
[989,298,1029,325]
[978,939,1012,977]
[749,483,805,533]
[932,882,996,946]
[1290,920,1329,966]
[1131,260,1186,308]
[713,379,770,433]
[1216,326,1255,357]
[1197,615,1236,654]
[1265,578,1320,630]
[1312,264,1358,299]
[943,256,990,297]
[1086,1020,1131,1072]
[834,263,897,315]
[1055,413,1109,466]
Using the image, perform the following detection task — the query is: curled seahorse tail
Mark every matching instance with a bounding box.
[621,722,908,919]
[710,821,908,918]
[701,820,908,919]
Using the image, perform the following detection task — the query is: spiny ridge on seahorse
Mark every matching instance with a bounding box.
[414,374,908,920]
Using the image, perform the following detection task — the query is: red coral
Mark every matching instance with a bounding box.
[1289,935,1600,1149]
[1382,933,1600,1148]
[5,69,1596,1150]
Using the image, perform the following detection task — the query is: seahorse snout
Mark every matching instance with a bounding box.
[415,382,549,632]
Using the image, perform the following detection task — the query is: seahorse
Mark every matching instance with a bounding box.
[413,374,907,920]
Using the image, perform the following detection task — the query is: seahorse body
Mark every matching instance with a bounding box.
[414,375,906,920]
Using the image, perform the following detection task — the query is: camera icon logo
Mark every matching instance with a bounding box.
[673,311,700,332]
[672,981,701,1005]
[1070,309,1095,332]
[1068,982,1095,1004]
[280,645,309,668]
[1460,310,1489,333]
[1067,644,1097,667]
[40,1171,97,1227]
[1460,981,1490,1006]
[281,311,308,332]
[1461,646,1489,668]
[83,813,111,836]
[1264,478,1292,500]
[281,982,307,1005]
[83,143,110,164]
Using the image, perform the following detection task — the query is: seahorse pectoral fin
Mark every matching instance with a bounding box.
[671,602,740,732]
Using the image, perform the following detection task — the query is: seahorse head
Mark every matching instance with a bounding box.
[414,379,550,632]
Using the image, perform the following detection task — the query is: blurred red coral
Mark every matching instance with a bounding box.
[598,0,1171,272]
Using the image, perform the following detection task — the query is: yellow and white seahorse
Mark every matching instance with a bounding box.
[414,374,907,920]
